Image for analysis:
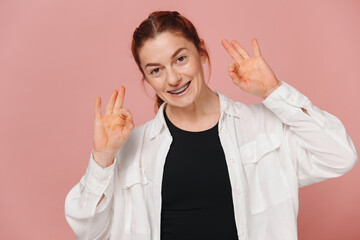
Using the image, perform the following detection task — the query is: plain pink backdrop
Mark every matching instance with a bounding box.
[1,0,359,239]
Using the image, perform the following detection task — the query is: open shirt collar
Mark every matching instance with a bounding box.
[149,90,248,139]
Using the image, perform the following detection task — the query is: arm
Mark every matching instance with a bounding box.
[263,81,358,187]
[64,150,116,239]
[221,38,358,187]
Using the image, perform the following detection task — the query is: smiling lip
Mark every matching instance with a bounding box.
[167,81,191,94]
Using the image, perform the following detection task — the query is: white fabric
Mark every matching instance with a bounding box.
[65,81,358,240]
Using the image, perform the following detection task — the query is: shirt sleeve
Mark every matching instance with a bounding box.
[64,149,116,239]
[262,81,358,188]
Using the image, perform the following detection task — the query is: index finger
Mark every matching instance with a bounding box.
[221,39,244,63]
[113,86,125,114]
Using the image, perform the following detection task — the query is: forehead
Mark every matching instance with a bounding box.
[138,32,195,67]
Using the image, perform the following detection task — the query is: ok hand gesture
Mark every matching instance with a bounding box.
[93,86,134,168]
[222,38,281,99]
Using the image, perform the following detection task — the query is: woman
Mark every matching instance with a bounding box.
[65,11,358,240]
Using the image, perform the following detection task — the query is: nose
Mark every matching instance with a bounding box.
[166,66,181,86]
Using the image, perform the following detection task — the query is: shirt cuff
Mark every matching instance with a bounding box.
[83,149,117,195]
[262,81,311,124]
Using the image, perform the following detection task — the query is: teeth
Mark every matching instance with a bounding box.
[169,82,190,94]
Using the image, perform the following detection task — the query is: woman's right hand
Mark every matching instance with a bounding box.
[93,86,134,168]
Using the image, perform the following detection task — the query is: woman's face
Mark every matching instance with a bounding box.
[138,31,207,109]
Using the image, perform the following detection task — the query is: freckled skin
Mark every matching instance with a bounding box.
[138,32,208,111]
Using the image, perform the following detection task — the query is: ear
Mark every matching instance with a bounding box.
[199,39,207,64]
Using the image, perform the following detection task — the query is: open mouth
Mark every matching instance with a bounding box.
[168,81,191,95]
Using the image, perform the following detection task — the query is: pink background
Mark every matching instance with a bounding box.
[1,0,359,239]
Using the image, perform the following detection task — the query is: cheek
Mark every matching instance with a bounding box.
[147,79,165,92]
[183,60,202,76]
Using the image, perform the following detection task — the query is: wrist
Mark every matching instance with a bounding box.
[92,149,116,168]
[263,81,282,99]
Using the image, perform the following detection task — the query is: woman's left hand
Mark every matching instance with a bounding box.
[222,38,281,99]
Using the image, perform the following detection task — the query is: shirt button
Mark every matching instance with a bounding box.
[288,95,294,102]
[236,189,241,195]
[229,157,236,163]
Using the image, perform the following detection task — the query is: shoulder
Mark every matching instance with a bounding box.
[222,94,284,142]
[218,90,279,123]
[115,119,154,168]
[119,118,155,150]
[247,103,279,121]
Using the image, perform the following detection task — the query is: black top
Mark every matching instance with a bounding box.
[160,109,239,240]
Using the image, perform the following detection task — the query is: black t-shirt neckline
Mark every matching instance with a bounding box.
[163,108,219,135]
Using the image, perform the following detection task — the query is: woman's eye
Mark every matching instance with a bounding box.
[177,56,187,63]
[150,68,160,75]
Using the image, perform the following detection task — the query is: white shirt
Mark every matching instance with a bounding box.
[65,81,358,240]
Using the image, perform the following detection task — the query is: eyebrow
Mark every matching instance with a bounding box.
[145,47,187,68]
